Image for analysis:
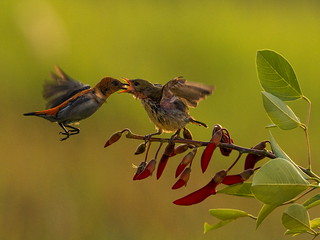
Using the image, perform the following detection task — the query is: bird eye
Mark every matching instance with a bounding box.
[133,81,140,86]
[112,80,119,86]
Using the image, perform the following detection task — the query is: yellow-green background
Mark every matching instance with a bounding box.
[1,1,319,239]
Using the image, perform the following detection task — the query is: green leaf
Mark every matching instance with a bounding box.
[282,204,312,232]
[256,204,278,229]
[204,220,233,233]
[217,182,253,197]
[310,217,320,229]
[262,91,301,130]
[256,50,302,101]
[303,194,320,210]
[251,158,310,205]
[209,208,251,220]
[269,132,309,180]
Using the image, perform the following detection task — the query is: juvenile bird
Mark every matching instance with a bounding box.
[24,66,127,141]
[121,77,213,138]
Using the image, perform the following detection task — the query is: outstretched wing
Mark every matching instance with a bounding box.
[43,66,90,108]
[161,77,214,108]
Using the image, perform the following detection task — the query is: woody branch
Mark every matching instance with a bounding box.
[120,128,277,159]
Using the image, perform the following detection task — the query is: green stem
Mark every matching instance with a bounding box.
[303,96,312,170]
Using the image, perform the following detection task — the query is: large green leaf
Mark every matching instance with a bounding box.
[282,204,312,233]
[269,132,309,180]
[217,182,253,197]
[302,194,320,210]
[262,91,301,130]
[256,204,278,229]
[252,158,310,205]
[256,50,302,101]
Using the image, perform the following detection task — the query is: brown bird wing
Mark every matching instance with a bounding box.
[161,77,214,108]
[43,66,90,108]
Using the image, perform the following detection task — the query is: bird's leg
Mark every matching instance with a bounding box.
[144,129,163,142]
[58,123,70,141]
[58,123,80,141]
[65,124,80,135]
[170,129,181,140]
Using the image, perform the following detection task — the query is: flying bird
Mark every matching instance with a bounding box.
[24,66,127,141]
[121,76,213,139]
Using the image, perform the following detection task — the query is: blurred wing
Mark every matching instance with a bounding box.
[161,77,214,108]
[43,66,90,108]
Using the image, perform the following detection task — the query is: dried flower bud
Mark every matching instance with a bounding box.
[213,170,227,184]
[175,148,197,178]
[164,142,175,156]
[219,135,233,156]
[239,169,254,181]
[212,124,223,135]
[104,131,122,148]
[171,144,189,156]
[134,142,147,155]
[172,168,191,189]
[183,128,193,140]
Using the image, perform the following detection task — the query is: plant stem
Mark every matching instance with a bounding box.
[303,96,312,170]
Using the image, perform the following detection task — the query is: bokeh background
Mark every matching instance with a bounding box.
[1,0,320,239]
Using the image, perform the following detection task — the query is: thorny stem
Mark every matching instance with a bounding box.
[120,128,276,159]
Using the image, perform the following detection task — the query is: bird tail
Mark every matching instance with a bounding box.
[23,112,37,116]
[190,118,208,128]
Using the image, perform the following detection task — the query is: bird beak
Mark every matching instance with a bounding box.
[119,77,133,93]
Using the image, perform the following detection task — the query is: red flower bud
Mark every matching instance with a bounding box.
[201,130,222,173]
[244,141,267,170]
[133,160,156,180]
[172,168,191,189]
[156,142,175,179]
[104,131,122,148]
[175,148,197,178]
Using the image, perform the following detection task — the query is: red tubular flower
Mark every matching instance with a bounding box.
[221,175,243,185]
[221,169,255,185]
[133,160,156,180]
[172,168,191,189]
[156,142,175,179]
[201,130,222,173]
[173,170,227,206]
[175,148,197,178]
[244,141,267,170]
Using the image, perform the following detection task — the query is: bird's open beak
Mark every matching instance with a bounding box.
[119,77,133,93]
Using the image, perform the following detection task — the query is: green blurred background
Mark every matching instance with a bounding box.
[1,0,320,239]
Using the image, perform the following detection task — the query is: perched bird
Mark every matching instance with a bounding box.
[24,66,127,141]
[120,76,213,138]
